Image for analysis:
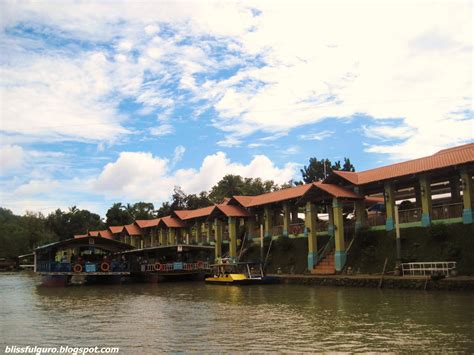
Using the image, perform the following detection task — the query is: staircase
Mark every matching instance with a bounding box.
[311,251,335,275]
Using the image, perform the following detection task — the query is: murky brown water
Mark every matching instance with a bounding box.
[1,272,473,353]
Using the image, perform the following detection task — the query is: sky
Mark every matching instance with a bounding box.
[0,0,472,218]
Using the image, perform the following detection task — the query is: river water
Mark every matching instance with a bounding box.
[1,272,473,353]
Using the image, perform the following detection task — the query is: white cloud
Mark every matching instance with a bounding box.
[0,145,25,174]
[150,124,174,137]
[92,150,297,202]
[298,130,334,141]
[172,145,186,164]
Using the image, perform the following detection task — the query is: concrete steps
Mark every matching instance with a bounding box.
[311,252,335,275]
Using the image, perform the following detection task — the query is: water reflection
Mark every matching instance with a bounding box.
[1,273,473,352]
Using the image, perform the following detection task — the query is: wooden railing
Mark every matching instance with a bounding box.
[367,212,386,226]
[431,203,463,220]
[398,208,422,224]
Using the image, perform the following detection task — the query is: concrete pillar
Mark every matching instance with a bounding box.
[305,201,318,270]
[327,205,334,236]
[195,221,203,245]
[264,205,272,238]
[214,218,222,261]
[228,217,237,260]
[384,182,395,231]
[333,198,346,271]
[206,222,212,243]
[355,199,366,231]
[461,169,473,224]
[419,175,432,226]
[282,203,291,237]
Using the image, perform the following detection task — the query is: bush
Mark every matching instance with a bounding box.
[428,223,448,241]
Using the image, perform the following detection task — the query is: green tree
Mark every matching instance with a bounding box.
[300,157,355,183]
[105,203,133,226]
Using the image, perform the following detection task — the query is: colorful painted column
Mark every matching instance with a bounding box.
[195,221,203,245]
[264,206,273,238]
[384,182,395,231]
[333,198,346,271]
[327,205,334,236]
[206,222,212,243]
[305,201,318,270]
[282,203,291,237]
[419,174,432,226]
[214,218,222,260]
[461,169,473,224]
[228,217,237,260]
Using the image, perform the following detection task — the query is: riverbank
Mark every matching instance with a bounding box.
[273,274,474,291]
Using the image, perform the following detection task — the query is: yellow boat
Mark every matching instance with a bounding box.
[205,261,278,285]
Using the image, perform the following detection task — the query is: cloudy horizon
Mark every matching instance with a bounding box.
[1,0,472,217]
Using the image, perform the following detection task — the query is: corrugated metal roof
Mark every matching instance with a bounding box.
[74,234,88,239]
[135,218,161,229]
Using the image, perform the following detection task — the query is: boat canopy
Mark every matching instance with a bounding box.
[34,236,133,253]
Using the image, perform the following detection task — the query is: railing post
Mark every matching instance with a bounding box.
[384,182,395,231]
[333,198,346,271]
[419,174,432,227]
[461,168,473,224]
[305,201,318,270]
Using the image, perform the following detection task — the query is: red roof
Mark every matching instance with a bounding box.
[245,184,314,207]
[232,196,255,208]
[98,230,113,239]
[160,216,187,228]
[173,210,191,220]
[313,182,362,200]
[332,143,474,186]
[88,230,100,237]
[135,218,160,229]
[216,204,251,217]
[124,223,142,236]
[181,206,215,220]
[109,226,124,234]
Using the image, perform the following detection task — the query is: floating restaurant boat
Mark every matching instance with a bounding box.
[121,244,214,283]
[205,260,279,285]
[34,236,133,286]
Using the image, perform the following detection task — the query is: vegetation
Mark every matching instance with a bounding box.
[300,157,355,183]
[0,155,352,259]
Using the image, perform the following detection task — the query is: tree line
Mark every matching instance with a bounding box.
[0,157,354,259]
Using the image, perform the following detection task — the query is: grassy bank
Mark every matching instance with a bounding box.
[242,223,474,275]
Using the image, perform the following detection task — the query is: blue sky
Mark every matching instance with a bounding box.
[0,1,472,217]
